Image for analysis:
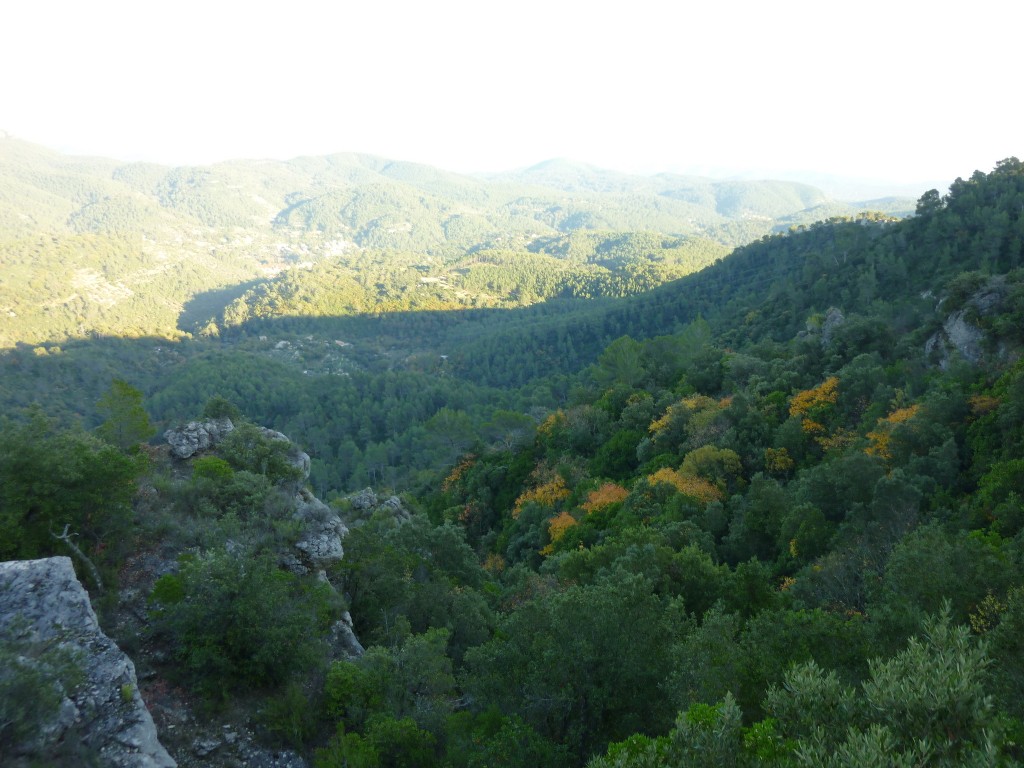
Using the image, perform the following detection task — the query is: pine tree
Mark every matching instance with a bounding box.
[95,379,153,451]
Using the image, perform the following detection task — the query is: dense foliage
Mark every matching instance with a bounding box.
[0,408,144,574]
[149,549,339,698]
[3,154,1024,766]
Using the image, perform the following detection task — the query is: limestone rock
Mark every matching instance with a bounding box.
[341,488,411,528]
[329,611,365,658]
[293,491,348,571]
[163,418,233,459]
[929,309,986,366]
[191,737,220,757]
[348,487,379,511]
[820,307,845,347]
[0,556,175,767]
[925,278,1006,369]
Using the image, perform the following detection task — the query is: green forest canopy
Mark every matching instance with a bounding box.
[3,154,1024,766]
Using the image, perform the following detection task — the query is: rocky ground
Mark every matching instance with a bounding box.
[110,544,309,768]
[0,556,175,768]
[2,418,412,766]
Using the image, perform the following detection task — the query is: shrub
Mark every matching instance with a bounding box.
[149,548,339,698]
[217,422,305,485]
[0,411,143,567]
[0,627,84,757]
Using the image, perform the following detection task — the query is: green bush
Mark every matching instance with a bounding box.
[184,466,271,520]
[0,628,84,757]
[0,410,143,566]
[191,456,234,482]
[202,395,243,421]
[217,422,305,485]
[258,679,322,748]
[149,548,339,698]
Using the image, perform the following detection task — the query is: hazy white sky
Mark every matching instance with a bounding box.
[1,0,1019,188]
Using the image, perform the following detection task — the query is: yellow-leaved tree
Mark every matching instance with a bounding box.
[540,511,580,555]
[866,404,921,461]
[788,376,840,435]
[512,476,570,519]
[647,468,723,505]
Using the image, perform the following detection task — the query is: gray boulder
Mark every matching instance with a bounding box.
[329,611,365,658]
[0,557,175,767]
[163,418,233,459]
[293,491,349,572]
[925,278,1007,369]
[348,487,379,511]
[926,309,986,367]
[341,488,411,528]
[820,307,846,347]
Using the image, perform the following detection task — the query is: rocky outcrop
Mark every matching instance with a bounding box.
[0,557,175,767]
[925,278,1007,369]
[819,307,846,347]
[163,418,233,459]
[160,420,361,667]
[342,488,412,528]
[800,306,845,348]
[925,309,987,367]
[292,490,348,573]
[346,487,381,513]
[330,611,366,658]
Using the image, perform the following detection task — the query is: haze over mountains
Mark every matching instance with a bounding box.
[0,135,917,348]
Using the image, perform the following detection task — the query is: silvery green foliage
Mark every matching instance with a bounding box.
[773,604,1012,767]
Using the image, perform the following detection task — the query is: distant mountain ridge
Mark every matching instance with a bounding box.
[0,137,915,239]
[485,158,832,217]
[0,136,916,348]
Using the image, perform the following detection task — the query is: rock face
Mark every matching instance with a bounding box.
[925,279,1007,369]
[160,420,362,666]
[819,307,846,347]
[926,309,987,367]
[800,306,845,347]
[330,611,366,658]
[342,488,411,528]
[292,490,349,573]
[0,557,175,767]
[163,418,234,459]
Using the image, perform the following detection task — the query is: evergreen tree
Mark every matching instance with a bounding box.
[95,378,154,451]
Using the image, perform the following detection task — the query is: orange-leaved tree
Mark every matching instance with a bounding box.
[582,483,629,513]
[789,376,840,436]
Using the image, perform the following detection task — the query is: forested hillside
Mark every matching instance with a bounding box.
[0,136,912,347]
[3,156,1024,767]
